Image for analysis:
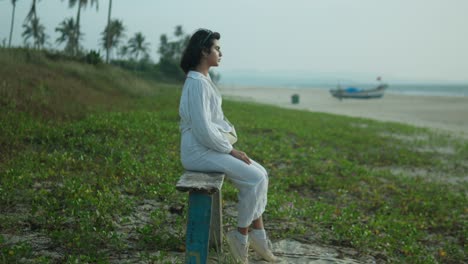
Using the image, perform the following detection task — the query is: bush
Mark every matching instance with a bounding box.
[85,50,102,65]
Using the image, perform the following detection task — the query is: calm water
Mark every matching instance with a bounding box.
[329,83,468,97]
[385,84,468,97]
[219,74,468,97]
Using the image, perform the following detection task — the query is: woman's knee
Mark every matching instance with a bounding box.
[234,166,266,186]
[243,170,267,186]
[251,160,268,177]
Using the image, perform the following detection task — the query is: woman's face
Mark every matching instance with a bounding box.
[206,39,222,67]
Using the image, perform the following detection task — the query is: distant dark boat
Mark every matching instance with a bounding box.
[330,84,388,99]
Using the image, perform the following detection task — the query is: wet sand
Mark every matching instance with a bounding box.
[220,86,468,137]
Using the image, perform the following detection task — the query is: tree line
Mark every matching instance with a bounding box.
[2,0,209,82]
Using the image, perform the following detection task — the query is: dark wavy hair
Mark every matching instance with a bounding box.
[180,29,221,74]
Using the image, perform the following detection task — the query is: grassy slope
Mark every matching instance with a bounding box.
[0,49,466,263]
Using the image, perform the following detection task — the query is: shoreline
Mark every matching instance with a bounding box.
[220,86,468,138]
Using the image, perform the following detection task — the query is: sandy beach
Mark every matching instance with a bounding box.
[220,86,468,137]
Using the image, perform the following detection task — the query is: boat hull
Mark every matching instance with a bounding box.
[330,84,387,99]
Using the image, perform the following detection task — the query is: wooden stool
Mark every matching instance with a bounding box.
[176,171,225,264]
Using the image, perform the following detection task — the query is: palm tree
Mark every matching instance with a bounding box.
[8,0,19,47]
[173,25,189,62]
[21,0,48,49]
[105,0,112,63]
[22,17,47,49]
[101,19,125,62]
[62,0,99,55]
[117,45,129,60]
[55,17,78,55]
[25,0,38,22]
[158,25,189,63]
[128,32,150,61]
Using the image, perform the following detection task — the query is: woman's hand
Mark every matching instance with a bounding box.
[230,149,252,165]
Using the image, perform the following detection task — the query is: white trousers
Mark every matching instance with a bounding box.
[181,131,268,228]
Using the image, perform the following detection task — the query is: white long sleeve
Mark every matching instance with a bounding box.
[179,71,233,154]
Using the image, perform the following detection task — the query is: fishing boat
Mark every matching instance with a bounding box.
[330,76,388,99]
[330,83,388,99]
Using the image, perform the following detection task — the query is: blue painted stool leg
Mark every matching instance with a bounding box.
[185,192,212,264]
[209,190,222,252]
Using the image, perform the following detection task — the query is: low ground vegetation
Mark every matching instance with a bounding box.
[0,49,466,263]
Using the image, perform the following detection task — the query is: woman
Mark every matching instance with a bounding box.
[179,29,277,263]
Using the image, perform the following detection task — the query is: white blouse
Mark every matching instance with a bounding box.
[179,71,234,154]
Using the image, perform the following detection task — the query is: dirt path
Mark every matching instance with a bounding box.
[2,201,376,263]
[250,239,374,263]
[203,238,375,264]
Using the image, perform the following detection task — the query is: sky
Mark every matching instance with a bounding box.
[1,0,468,84]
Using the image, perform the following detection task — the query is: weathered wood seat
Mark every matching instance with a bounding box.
[176,171,225,264]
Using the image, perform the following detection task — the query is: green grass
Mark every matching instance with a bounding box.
[0,48,467,263]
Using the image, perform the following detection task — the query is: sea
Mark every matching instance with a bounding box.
[219,72,468,97]
[380,83,468,97]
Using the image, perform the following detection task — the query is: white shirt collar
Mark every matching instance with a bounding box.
[187,70,211,81]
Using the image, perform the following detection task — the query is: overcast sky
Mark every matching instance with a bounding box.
[1,0,467,83]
